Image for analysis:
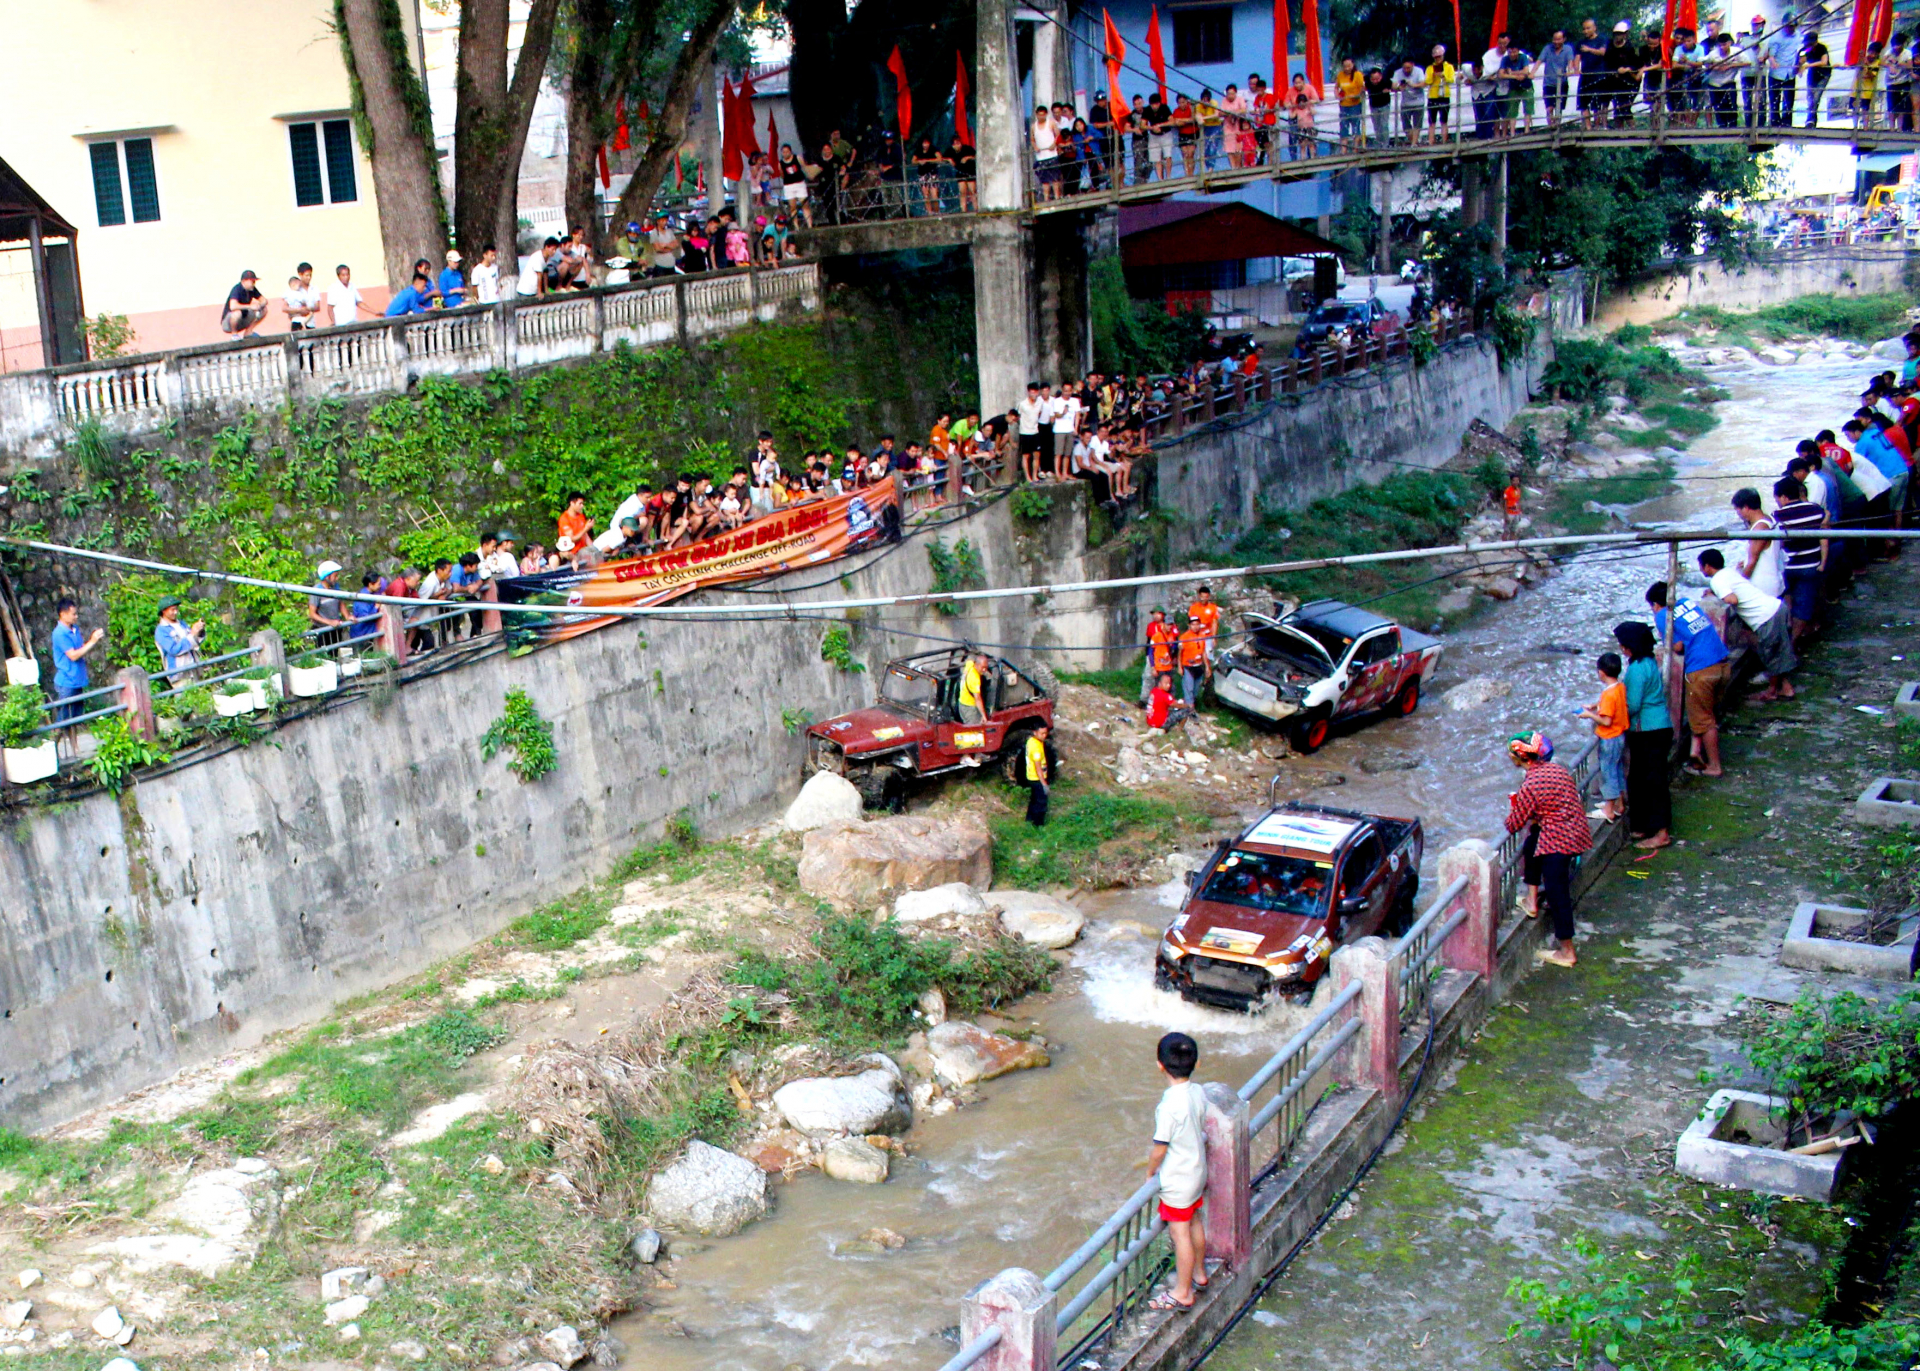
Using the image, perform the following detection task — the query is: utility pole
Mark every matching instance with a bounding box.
[1492,153,1508,267]
[1374,171,1393,276]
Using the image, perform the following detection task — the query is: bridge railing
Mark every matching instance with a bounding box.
[0,262,823,454]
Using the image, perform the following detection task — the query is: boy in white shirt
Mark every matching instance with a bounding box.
[1699,547,1797,700]
[283,275,319,331]
[1049,383,1081,482]
[470,246,501,304]
[1147,1031,1210,1311]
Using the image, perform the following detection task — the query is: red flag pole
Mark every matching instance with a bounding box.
[1303,0,1323,92]
[1487,0,1507,54]
[955,49,974,144]
[1147,5,1169,100]
[1450,0,1462,74]
[1273,0,1290,86]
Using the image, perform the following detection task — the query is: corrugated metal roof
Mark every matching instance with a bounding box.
[1118,199,1340,267]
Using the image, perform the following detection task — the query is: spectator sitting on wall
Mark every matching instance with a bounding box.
[284,264,321,331]
[326,264,373,327]
[221,270,268,336]
[486,532,520,580]
[519,239,559,297]
[556,491,593,557]
[471,246,501,305]
[154,596,205,685]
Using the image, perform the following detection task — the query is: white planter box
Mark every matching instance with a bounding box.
[1675,1089,1847,1201]
[215,691,255,718]
[4,657,39,687]
[339,656,362,678]
[245,679,272,710]
[3,739,58,784]
[1780,902,1916,979]
[289,661,339,698]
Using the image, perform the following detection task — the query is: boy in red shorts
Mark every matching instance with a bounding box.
[1148,1031,1209,1311]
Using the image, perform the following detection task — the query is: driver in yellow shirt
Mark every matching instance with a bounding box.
[958,651,987,724]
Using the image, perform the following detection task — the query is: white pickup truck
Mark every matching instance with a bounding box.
[1211,599,1444,754]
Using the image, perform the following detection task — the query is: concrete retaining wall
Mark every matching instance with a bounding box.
[1594,245,1914,329]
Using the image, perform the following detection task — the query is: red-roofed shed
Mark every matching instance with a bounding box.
[1118,200,1339,302]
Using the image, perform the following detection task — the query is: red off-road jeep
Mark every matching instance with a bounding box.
[804,648,1058,808]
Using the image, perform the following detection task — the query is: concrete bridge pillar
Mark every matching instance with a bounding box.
[1374,172,1393,275]
[1492,153,1508,267]
[1437,839,1499,981]
[1329,936,1400,1105]
[973,219,1039,421]
[1200,1082,1253,1269]
[961,1267,1057,1371]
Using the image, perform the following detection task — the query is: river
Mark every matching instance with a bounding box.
[613,344,1874,1370]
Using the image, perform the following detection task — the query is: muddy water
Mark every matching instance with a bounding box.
[615,348,1874,1370]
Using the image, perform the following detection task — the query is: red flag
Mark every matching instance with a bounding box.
[1872,0,1893,47]
[613,96,631,151]
[597,144,611,189]
[887,44,913,138]
[1662,0,1676,64]
[1146,6,1169,100]
[1102,10,1128,122]
[1450,0,1461,72]
[1303,0,1323,91]
[638,99,651,123]
[1273,0,1290,86]
[1487,0,1507,53]
[736,74,762,156]
[955,50,974,143]
[1676,0,1697,36]
[720,77,743,180]
[1847,0,1873,64]
[766,105,779,154]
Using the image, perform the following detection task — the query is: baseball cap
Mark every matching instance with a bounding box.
[446,249,462,263]
[556,535,577,553]
[157,596,181,612]
[496,530,516,543]
[1613,20,1630,30]
[240,269,258,281]
[317,559,343,578]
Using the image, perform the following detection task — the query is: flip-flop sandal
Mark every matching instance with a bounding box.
[1148,1293,1195,1312]
[1632,849,1663,862]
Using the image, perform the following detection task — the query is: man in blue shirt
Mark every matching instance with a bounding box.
[437,250,466,308]
[50,598,105,724]
[383,272,437,316]
[1845,417,1909,517]
[1765,14,1801,127]
[1647,580,1730,776]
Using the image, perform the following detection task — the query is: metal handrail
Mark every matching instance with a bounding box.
[1248,1018,1362,1135]
[146,644,256,681]
[935,1329,1003,1371]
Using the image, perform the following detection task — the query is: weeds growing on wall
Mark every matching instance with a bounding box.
[87,716,171,796]
[480,687,557,782]
[820,624,863,673]
[926,536,985,616]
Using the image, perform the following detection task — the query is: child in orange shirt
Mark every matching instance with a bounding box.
[1576,651,1629,823]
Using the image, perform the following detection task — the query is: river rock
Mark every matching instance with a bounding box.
[820,1137,890,1184]
[320,1266,369,1301]
[91,1307,124,1340]
[646,1141,770,1236]
[390,1339,430,1361]
[1441,675,1513,711]
[987,891,1085,949]
[629,1228,662,1263]
[926,1022,1051,1086]
[798,815,993,910]
[1757,345,1797,365]
[893,882,987,923]
[1359,748,1422,774]
[85,1163,281,1280]
[101,1361,141,1371]
[538,1324,587,1366]
[14,1271,38,1291]
[0,1300,28,1329]
[783,772,865,833]
[916,986,948,1026]
[324,1295,370,1326]
[771,1059,911,1136]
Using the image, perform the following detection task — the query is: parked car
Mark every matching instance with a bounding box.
[1211,599,1443,753]
[1155,800,1425,1011]
[1292,298,1400,351]
[1280,254,1349,290]
[804,648,1057,807]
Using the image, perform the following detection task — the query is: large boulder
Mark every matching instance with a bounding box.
[646,1141,770,1236]
[798,815,993,910]
[927,1021,1051,1087]
[820,1136,890,1184]
[86,1159,281,1279]
[894,882,988,924]
[1441,675,1512,712]
[988,891,1086,949]
[783,772,865,833]
[771,1057,912,1136]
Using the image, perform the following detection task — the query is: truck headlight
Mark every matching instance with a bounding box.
[1159,934,1186,961]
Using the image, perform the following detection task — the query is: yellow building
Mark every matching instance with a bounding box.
[0,0,413,368]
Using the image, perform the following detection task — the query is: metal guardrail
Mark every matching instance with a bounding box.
[1393,873,1472,1029]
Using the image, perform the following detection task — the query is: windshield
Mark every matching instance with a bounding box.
[879,666,940,713]
[1197,849,1332,919]
[1282,617,1354,662]
[1309,304,1364,324]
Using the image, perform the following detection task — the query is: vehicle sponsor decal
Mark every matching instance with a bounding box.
[1285,931,1335,963]
[1245,812,1359,851]
[871,726,905,741]
[1198,927,1264,955]
[952,731,986,748]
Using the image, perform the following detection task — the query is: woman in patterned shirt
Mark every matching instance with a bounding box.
[1504,731,1592,968]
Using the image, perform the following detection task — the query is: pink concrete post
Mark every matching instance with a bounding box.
[1199,1081,1252,1270]
[1328,937,1400,1102]
[479,580,503,637]
[378,605,409,667]
[960,1267,1056,1371]
[1438,840,1499,981]
[114,667,155,741]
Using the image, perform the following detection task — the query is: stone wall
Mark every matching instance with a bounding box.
[1594,244,1914,329]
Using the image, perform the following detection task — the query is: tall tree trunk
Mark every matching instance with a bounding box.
[491,0,562,256]
[336,0,446,292]
[453,0,511,257]
[787,0,851,156]
[611,0,734,229]
[564,0,616,253]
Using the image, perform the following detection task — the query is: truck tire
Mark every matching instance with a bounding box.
[1387,874,1421,937]
[1290,711,1331,755]
[1392,679,1421,717]
[1027,661,1061,697]
[852,768,895,810]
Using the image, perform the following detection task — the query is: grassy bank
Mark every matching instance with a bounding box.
[0,828,1053,1369]
[1664,290,1914,347]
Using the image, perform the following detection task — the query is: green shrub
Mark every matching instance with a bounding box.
[88,716,171,795]
[1540,338,1621,402]
[820,624,863,673]
[927,536,985,616]
[480,686,556,781]
[0,684,47,749]
[1010,486,1053,520]
[1717,988,1920,1140]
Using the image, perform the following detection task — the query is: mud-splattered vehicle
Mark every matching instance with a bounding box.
[804,648,1057,808]
[1155,800,1424,1011]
